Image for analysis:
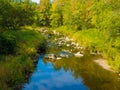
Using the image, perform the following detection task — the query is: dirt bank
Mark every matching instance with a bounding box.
[94,59,115,72]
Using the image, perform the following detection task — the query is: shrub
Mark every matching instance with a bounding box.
[0,34,16,54]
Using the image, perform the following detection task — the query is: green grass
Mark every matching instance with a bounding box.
[0,26,46,90]
[56,26,120,72]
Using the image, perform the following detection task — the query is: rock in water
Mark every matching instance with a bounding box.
[44,54,56,60]
[58,51,74,58]
[74,52,83,57]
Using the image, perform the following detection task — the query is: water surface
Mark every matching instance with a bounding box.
[22,54,120,90]
[22,57,88,90]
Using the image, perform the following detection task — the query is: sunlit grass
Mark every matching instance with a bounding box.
[56,26,120,72]
[0,26,46,90]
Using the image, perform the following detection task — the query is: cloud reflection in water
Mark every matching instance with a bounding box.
[22,58,88,90]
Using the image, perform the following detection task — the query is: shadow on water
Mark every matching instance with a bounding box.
[22,54,120,90]
[51,55,120,90]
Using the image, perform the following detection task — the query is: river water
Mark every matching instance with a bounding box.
[22,31,120,90]
[22,56,88,90]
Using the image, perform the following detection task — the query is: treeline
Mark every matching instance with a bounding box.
[39,0,120,32]
[1,0,120,33]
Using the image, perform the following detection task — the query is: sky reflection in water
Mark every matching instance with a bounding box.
[22,57,88,90]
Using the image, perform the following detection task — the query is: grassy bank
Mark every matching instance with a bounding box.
[56,26,120,72]
[0,26,46,90]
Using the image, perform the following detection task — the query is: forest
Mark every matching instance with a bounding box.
[0,0,120,90]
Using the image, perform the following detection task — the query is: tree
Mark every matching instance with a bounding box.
[63,0,93,30]
[91,0,120,35]
[37,0,51,26]
[50,0,65,27]
[0,1,35,30]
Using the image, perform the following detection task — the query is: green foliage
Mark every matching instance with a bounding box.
[0,1,35,30]
[63,0,83,29]
[64,0,94,29]
[2,27,46,56]
[0,1,48,90]
[0,27,47,90]
[36,0,51,26]
[56,25,120,72]
[0,55,33,90]
[50,0,65,27]
[0,33,16,54]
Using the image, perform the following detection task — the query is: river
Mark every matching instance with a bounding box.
[22,30,120,90]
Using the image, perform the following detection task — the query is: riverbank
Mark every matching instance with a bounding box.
[0,26,46,90]
[55,26,120,72]
[94,59,114,72]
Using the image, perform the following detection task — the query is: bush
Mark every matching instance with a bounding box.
[0,34,16,54]
[37,40,47,54]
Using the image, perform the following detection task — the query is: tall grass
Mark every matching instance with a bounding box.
[56,26,120,72]
[0,26,46,90]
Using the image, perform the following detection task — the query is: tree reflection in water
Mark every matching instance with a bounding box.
[44,55,120,90]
